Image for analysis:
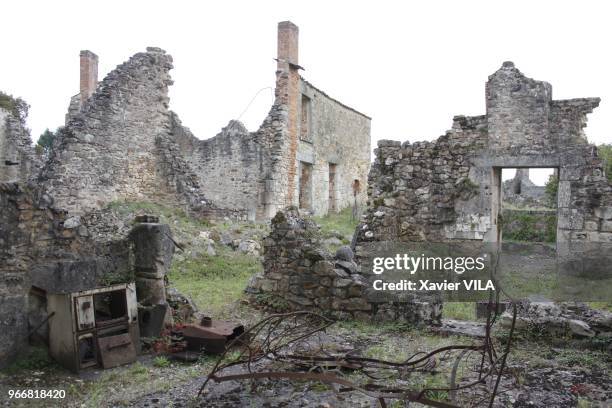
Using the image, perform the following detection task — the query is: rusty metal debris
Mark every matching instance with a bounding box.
[182,316,245,354]
[198,300,517,407]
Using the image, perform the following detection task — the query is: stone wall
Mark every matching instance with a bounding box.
[0,107,37,183]
[295,80,371,216]
[356,63,610,249]
[173,21,371,220]
[39,48,234,219]
[247,208,442,324]
[0,181,136,367]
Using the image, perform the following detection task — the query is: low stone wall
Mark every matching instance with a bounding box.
[247,208,442,324]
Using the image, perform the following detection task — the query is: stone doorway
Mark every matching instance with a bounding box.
[328,163,337,213]
[298,161,313,211]
[492,167,559,246]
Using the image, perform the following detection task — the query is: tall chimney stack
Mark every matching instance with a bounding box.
[277,21,299,70]
[79,50,98,106]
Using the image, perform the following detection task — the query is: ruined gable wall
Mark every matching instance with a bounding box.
[38,48,219,217]
[296,80,371,216]
[486,62,553,151]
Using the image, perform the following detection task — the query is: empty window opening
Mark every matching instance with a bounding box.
[352,179,361,197]
[300,95,312,143]
[328,163,337,213]
[298,161,313,211]
[500,168,558,244]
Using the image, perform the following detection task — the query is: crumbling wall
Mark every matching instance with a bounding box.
[248,208,442,324]
[0,183,29,367]
[502,169,548,208]
[358,115,489,243]
[0,107,37,183]
[172,117,275,221]
[357,63,610,249]
[0,181,134,366]
[39,48,225,218]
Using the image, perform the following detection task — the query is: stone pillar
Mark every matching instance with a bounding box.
[512,168,529,194]
[276,21,301,207]
[79,50,98,106]
[130,216,174,316]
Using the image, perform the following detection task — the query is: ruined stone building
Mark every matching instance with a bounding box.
[173,21,371,219]
[0,21,370,366]
[250,62,611,324]
[359,62,609,246]
[53,21,371,220]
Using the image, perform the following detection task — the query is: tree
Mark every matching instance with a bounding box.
[37,129,55,152]
[598,144,612,183]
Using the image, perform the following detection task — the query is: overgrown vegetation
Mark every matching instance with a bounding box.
[501,211,557,243]
[168,247,261,316]
[2,346,55,374]
[598,143,612,182]
[443,302,477,320]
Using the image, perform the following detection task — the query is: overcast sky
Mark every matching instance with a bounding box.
[2,1,610,185]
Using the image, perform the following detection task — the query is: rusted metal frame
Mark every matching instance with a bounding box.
[198,311,333,395]
[488,303,517,407]
[200,305,517,407]
[208,370,461,408]
[418,352,509,400]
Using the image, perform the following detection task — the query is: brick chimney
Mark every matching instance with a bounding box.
[79,50,98,106]
[275,21,301,208]
[277,21,299,70]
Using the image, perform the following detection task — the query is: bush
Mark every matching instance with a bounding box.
[502,211,557,243]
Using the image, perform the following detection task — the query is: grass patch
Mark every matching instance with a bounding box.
[443,302,476,320]
[168,246,262,316]
[314,207,359,241]
[152,356,171,368]
[2,347,55,374]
